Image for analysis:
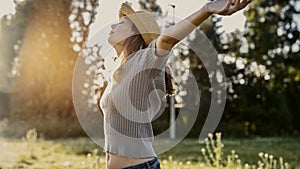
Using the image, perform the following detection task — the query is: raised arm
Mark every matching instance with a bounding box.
[155,0,252,56]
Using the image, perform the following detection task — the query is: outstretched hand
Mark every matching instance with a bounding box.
[206,0,252,16]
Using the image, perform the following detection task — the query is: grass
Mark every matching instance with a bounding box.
[0,129,299,169]
[160,137,300,168]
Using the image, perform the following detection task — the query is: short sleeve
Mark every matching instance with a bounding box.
[140,39,172,72]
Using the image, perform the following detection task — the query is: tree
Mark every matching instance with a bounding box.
[1,0,99,138]
[220,0,300,136]
[0,1,31,119]
[138,0,162,15]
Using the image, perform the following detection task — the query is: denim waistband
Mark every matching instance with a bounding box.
[121,157,160,169]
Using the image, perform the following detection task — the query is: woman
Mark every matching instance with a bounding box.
[100,0,251,168]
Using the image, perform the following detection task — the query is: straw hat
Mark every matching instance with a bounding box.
[119,3,161,45]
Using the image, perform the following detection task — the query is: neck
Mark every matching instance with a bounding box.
[113,44,124,57]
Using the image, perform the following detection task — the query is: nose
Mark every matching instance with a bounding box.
[111,23,117,29]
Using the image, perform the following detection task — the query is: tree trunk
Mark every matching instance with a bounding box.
[0,18,11,119]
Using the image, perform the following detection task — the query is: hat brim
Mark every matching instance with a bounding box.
[119,3,160,45]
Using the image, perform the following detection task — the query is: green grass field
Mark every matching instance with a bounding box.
[0,130,299,169]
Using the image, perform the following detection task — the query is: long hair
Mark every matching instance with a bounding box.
[112,23,175,97]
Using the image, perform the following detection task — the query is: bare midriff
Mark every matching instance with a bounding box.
[106,152,154,169]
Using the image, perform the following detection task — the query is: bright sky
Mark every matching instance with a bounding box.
[0,0,247,36]
[91,0,247,37]
[0,1,15,18]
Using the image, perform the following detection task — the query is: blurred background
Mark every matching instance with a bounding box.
[1,0,299,138]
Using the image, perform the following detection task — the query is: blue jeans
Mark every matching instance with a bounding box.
[121,157,161,169]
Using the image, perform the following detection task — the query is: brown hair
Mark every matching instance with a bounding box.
[112,22,175,97]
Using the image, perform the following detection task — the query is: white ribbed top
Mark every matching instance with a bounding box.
[100,39,171,158]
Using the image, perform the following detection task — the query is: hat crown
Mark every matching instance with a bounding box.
[119,3,160,45]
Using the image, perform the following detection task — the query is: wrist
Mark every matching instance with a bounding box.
[204,3,213,15]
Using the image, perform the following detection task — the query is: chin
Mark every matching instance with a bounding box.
[107,37,115,46]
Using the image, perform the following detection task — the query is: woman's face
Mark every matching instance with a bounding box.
[108,17,135,46]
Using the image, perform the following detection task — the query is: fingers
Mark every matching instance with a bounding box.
[222,0,240,15]
[226,0,241,15]
[218,0,232,15]
[224,0,252,15]
[213,0,252,16]
[233,0,240,12]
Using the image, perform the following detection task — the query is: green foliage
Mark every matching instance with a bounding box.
[0,129,105,168]
[1,130,298,169]
[243,0,300,84]
[22,128,38,159]
[139,0,298,137]
[201,133,225,168]
[199,133,290,169]
[212,0,300,137]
